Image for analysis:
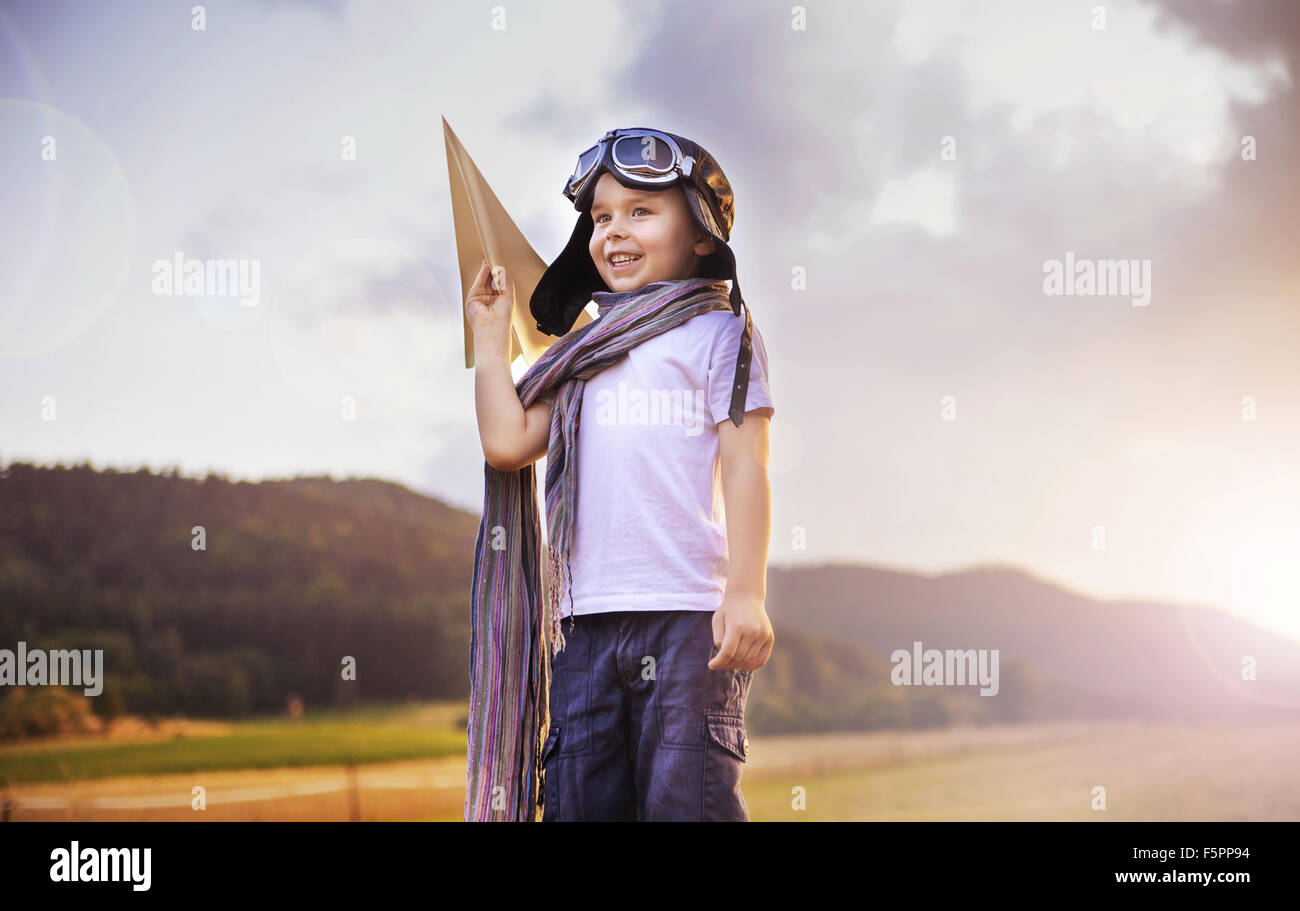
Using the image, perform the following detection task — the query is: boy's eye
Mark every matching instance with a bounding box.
[595,207,650,224]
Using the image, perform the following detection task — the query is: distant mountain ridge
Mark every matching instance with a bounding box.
[763,562,1300,723]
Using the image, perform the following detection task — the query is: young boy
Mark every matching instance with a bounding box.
[464,128,774,821]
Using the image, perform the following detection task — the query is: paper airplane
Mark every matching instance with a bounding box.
[444,116,594,368]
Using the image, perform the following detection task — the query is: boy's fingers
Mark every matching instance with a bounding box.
[723,628,769,670]
[708,626,739,669]
[733,637,756,670]
[469,259,497,300]
[732,635,755,671]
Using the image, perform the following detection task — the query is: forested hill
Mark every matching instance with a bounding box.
[0,462,480,720]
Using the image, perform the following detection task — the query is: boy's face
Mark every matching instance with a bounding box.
[587,171,717,293]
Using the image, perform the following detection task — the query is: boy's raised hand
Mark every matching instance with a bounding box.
[708,590,774,671]
[465,258,514,356]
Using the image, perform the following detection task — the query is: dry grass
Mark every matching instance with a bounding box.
[746,720,1300,821]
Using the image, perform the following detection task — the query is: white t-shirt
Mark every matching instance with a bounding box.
[557,307,775,617]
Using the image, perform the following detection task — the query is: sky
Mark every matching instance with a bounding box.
[1,0,1297,643]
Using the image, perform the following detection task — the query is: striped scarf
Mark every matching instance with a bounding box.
[464,276,738,821]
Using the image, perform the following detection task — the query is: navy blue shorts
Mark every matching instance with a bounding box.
[539,609,754,821]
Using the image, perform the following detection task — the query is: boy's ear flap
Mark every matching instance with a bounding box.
[530,210,607,336]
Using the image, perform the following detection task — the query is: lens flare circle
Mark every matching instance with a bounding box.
[0,99,136,358]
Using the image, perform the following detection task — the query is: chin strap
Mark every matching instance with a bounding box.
[727,299,753,427]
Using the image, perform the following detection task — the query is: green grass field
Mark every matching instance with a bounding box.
[0,701,467,786]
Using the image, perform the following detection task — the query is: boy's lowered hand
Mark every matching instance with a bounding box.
[708,590,774,671]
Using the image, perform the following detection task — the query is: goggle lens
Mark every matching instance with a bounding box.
[574,144,601,178]
[612,134,674,173]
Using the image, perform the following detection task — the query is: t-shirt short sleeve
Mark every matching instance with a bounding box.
[706,310,774,425]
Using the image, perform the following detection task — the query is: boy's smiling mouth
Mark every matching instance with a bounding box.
[608,251,643,272]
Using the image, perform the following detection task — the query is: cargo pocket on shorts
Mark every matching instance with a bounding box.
[702,713,750,821]
[540,724,562,822]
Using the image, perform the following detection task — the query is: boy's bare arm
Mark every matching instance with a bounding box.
[711,406,776,670]
[474,337,552,470]
[466,260,553,471]
[719,407,774,597]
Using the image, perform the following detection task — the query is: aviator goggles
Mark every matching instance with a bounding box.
[563,128,697,212]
